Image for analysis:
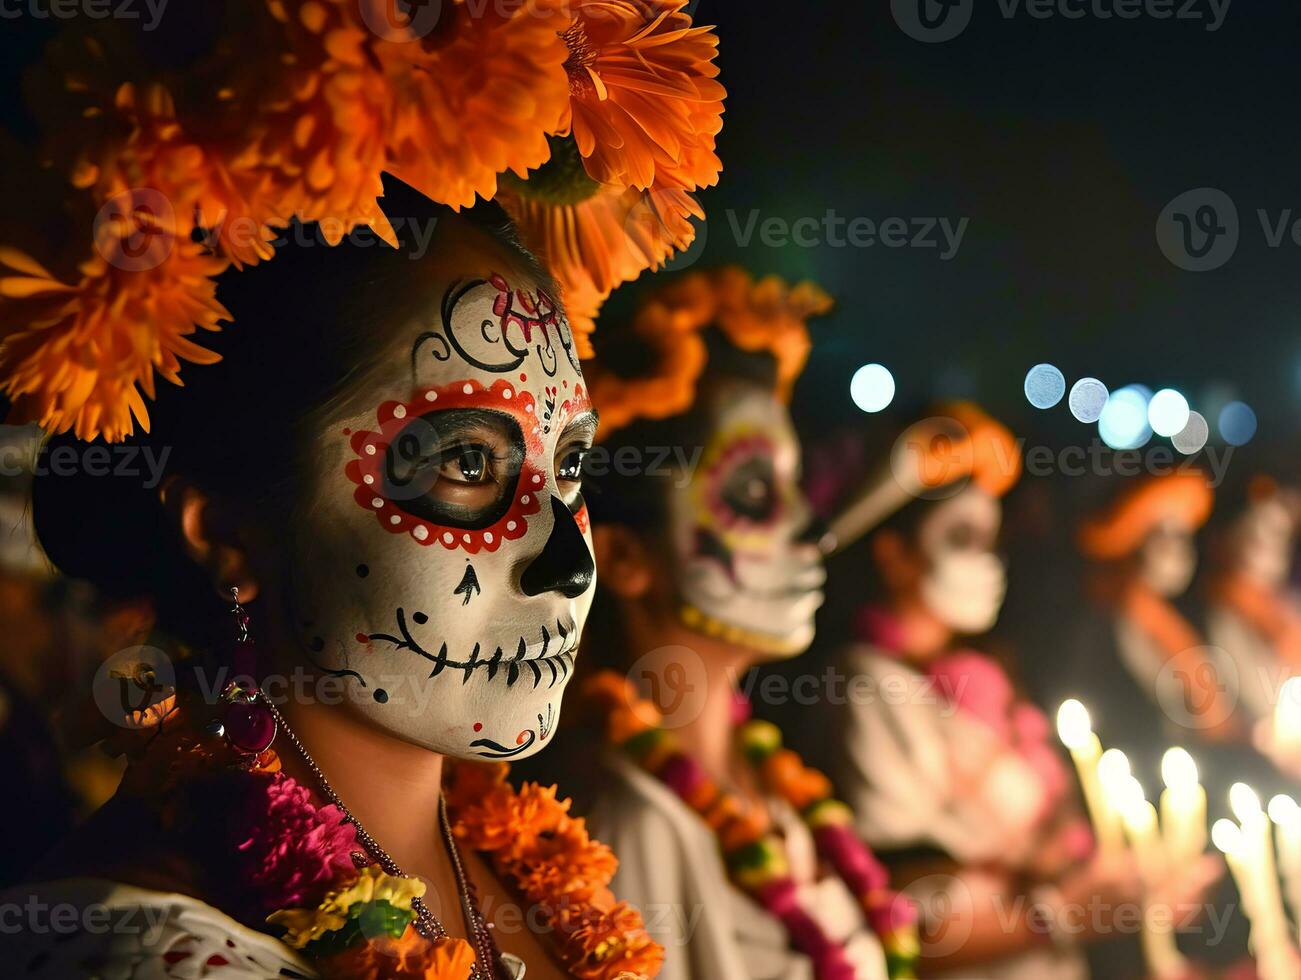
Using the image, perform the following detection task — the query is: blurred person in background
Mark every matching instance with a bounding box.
[563,267,920,980]
[824,407,1221,978]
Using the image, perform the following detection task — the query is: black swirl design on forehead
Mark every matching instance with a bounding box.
[410,275,581,378]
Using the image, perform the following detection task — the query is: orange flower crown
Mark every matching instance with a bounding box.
[587,266,833,437]
[1078,470,1214,560]
[893,401,1023,499]
[0,0,725,443]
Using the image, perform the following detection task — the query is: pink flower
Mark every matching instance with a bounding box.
[235,773,359,912]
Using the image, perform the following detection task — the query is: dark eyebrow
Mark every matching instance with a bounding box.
[560,410,599,442]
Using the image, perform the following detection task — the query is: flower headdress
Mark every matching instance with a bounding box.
[587,266,833,436]
[0,0,725,443]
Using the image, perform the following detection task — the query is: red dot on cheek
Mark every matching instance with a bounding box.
[473,723,483,733]
[519,373,527,382]
[516,731,527,745]
[342,427,352,435]
[354,633,368,644]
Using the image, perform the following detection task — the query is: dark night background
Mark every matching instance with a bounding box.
[3,1,1298,453]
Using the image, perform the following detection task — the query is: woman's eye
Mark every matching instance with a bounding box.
[440,447,489,484]
[557,448,588,482]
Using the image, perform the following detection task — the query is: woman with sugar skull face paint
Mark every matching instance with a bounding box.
[820,406,1220,978]
[1,2,728,975]
[536,268,917,980]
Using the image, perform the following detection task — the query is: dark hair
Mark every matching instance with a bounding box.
[31,175,543,647]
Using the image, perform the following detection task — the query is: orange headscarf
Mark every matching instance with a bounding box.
[1078,471,1214,560]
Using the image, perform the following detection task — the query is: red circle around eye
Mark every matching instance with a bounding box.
[345,378,544,554]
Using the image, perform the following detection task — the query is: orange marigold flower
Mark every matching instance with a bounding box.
[511,815,619,903]
[261,0,397,246]
[377,0,571,210]
[0,241,228,441]
[712,267,831,402]
[321,925,475,980]
[452,781,569,857]
[503,177,701,300]
[555,899,666,980]
[561,0,724,192]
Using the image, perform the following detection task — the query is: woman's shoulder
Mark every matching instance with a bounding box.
[0,877,317,978]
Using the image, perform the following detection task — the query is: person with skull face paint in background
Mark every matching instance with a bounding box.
[545,267,916,980]
[1203,478,1301,732]
[823,406,1222,978]
[0,2,729,976]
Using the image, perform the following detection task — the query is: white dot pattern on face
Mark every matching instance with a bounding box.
[462,383,473,394]
[485,531,494,543]
[363,475,374,485]
[365,445,376,456]
[532,475,542,485]
[393,405,406,419]
[413,525,429,541]
[425,391,438,402]
[521,495,530,504]
[503,388,513,399]
[372,498,384,509]
[507,521,517,531]
[390,515,401,525]
[443,532,454,544]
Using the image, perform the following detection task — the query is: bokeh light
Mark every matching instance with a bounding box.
[1219,401,1257,446]
[1098,385,1153,450]
[850,363,896,414]
[1147,388,1191,438]
[1024,363,1066,409]
[1068,378,1109,423]
[1171,411,1209,455]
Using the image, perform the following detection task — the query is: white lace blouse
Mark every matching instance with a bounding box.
[1,878,526,979]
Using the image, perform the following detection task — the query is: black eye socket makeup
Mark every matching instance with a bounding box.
[382,408,526,529]
[721,455,778,523]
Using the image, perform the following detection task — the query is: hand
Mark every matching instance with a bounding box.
[1145,853,1225,928]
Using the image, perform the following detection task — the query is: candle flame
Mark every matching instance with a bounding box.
[1229,782,1263,824]
[1212,818,1243,855]
[1268,794,1300,826]
[1097,748,1131,793]
[1056,699,1093,749]
[1161,747,1198,791]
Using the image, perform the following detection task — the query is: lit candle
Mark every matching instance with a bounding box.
[1228,784,1296,978]
[1268,795,1301,946]
[1160,748,1207,864]
[1274,677,1301,757]
[1056,700,1124,853]
[1121,778,1184,978]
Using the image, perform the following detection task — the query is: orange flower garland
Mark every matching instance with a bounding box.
[1,0,726,443]
[588,267,833,437]
[444,760,664,980]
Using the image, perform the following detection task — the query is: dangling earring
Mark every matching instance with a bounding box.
[214,586,278,755]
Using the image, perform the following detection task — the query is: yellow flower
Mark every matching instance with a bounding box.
[267,867,426,949]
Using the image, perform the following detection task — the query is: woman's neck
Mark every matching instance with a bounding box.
[274,691,447,875]
[887,594,953,663]
[623,608,756,788]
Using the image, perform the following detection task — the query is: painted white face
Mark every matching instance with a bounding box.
[1233,497,1295,588]
[665,379,825,657]
[285,235,596,761]
[916,485,1006,635]
[1139,519,1197,598]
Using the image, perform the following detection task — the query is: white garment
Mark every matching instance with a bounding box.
[0,878,526,980]
[588,754,886,980]
[836,646,1088,980]
[1206,604,1288,722]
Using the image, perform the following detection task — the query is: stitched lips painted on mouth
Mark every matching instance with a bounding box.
[366,612,579,688]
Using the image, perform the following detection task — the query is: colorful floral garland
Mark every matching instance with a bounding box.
[122,694,662,980]
[585,672,920,980]
[0,0,724,442]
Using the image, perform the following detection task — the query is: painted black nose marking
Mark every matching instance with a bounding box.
[521,496,595,599]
